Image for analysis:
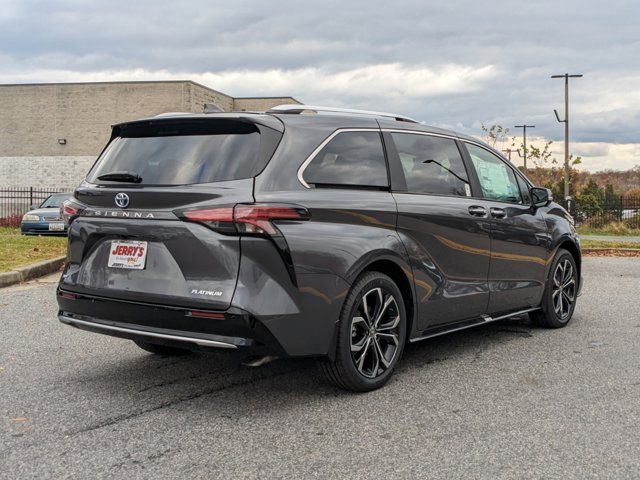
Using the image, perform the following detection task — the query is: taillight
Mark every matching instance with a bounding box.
[60,198,85,224]
[234,204,308,235]
[179,203,309,236]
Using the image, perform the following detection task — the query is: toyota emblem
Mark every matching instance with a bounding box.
[114,192,130,208]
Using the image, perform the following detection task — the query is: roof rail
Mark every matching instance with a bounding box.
[267,104,419,123]
[154,112,192,118]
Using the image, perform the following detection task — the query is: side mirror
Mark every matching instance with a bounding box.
[29,204,38,210]
[530,187,552,208]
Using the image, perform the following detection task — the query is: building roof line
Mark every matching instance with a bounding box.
[0,80,302,104]
[0,79,199,88]
[235,96,301,101]
[0,79,234,100]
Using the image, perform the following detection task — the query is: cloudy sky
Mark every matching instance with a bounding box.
[2,0,639,171]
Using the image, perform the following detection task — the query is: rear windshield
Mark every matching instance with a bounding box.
[87,120,276,185]
[40,194,70,208]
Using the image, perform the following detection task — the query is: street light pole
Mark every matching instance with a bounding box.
[552,73,583,201]
[514,124,535,172]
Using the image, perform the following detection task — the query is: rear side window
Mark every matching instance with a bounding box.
[303,131,388,188]
[391,133,470,196]
[87,120,280,185]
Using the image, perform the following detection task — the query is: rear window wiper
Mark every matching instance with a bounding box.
[96,171,143,183]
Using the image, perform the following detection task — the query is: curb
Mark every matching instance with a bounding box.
[0,256,66,288]
[582,248,640,252]
[582,248,640,256]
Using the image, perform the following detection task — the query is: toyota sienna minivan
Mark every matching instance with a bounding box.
[57,105,582,391]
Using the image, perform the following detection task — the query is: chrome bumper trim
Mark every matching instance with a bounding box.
[59,315,238,349]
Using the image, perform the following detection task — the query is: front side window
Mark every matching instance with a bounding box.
[391,133,469,196]
[516,174,532,204]
[466,143,522,203]
[303,131,388,187]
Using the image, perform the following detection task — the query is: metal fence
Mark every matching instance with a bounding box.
[0,187,70,227]
[3,186,639,230]
[570,197,640,229]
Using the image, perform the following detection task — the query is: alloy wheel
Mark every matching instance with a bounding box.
[552,258,576,321]
[350,287,401,379]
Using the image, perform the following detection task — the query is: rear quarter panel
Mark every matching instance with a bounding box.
[248,188,412,355]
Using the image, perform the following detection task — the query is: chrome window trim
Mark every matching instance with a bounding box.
[297,127,514,190]
[463,141,526,205]
[384,129,473,198]
[297,128,380,188]
[382,129,507,156]
[381,128,459,141]
[460,139,514,164]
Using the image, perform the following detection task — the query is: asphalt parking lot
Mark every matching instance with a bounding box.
[1,257,639,479]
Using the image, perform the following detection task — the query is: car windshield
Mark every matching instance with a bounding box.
[39,194,69,208]
[87,120,265,186]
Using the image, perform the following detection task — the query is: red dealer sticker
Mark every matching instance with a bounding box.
[107,240,148,270]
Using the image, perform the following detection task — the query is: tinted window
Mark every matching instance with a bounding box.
[516,174,532,204]
[303,131,388,187]
[466,144,522,203]
[87,121,271,185]
[391,133,469,196]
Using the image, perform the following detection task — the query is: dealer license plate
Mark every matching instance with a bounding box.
[108,240,148,270]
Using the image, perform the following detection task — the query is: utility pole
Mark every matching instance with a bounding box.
[514,124,535,173]
[552,73,583,201]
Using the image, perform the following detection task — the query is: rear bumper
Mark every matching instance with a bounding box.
[57,289,288,356]
[21,221,68,235]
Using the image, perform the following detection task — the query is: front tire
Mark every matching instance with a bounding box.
[320,271,407,392]
[531,248,578,328]
[134,340,191,356]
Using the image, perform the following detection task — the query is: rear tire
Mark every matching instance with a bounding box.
[530,248,578,328]
[319,271,407,392]
[134,340,191,356]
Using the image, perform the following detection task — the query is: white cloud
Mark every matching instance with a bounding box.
[572,143,611,158]
[0,63,498,106]
[576,143,640,172]
[1,0,639,171]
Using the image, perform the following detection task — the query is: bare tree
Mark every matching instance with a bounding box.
[481,123,510,149]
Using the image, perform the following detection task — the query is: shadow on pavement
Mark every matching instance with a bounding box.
[63,314,540,435]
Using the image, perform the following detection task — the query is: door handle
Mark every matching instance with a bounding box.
[468,205,487,217]
[490,207,507,219]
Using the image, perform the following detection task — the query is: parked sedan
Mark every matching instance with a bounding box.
[21,193,71,235]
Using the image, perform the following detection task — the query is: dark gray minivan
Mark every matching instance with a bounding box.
[57,105,582,391]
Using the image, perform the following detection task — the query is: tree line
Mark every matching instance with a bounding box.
[481,123,640,199]
[481,124,640,227]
